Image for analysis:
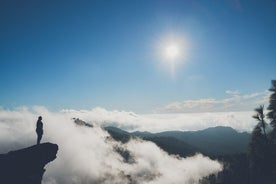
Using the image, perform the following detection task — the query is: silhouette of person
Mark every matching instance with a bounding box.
[36,116,43,145]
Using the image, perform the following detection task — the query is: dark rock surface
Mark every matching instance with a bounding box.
[0,143,58,184]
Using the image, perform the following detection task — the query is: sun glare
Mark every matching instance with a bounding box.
[165,44,180,60]
[155,34,189,76]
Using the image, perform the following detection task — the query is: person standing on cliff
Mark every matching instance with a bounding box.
[36,116,43,145]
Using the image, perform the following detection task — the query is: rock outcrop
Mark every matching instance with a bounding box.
[0,143,58,184]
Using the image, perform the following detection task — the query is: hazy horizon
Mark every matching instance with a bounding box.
[0,105,263,133]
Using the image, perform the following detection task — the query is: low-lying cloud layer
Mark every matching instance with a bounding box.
[0,107,223,184]
[61,107,256,133]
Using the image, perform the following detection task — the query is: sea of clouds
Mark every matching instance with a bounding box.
[60,107,256,133]
[2,106,258,184]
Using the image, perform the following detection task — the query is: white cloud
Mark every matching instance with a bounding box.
[160,90,269,113]
[56,107,258,133]
[225,90,240,95]
[243,93,260,99]
[0,107,223,184]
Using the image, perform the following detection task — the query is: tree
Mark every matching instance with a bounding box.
[267,80,276,128]
[248,80,276,184]
[248,124,272,184]
[252,105,267,139]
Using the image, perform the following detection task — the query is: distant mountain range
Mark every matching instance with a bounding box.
[72,118,250,157]
[105,126,250,157]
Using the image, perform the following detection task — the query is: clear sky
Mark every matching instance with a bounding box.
[1,0,275,113]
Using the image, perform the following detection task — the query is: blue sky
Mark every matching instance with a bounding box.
[1,0,275,113]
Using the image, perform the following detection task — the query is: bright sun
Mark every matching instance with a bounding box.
[155,34,189,76]
[165,44,180,60]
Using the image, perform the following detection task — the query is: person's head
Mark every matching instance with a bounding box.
[38,116,42,120]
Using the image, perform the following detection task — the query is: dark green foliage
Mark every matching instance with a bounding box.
[200,154,249,184]
[267,80,276,128]
[248,125,270,183]
[248,133,276,183]
[252,105,267,139]
[247,80,276,184]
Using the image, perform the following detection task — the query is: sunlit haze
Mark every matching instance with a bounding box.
[1,1,276,184]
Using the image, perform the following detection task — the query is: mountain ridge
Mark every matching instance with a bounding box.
[73,118,250,157]
[109,126,250,156]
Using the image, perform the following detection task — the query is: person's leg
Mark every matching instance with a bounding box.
[37,133,42,145]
